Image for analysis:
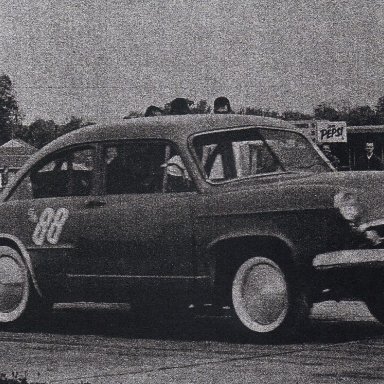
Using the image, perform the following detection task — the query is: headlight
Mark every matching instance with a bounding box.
[334,191,361,222]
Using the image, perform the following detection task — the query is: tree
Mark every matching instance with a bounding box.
[376,96,384,124]
[241,107,263,116]
[27,119,57,148]
[281,110,313,121]
[13,123,32,144]
[54,116,84,138]
[241,107,279,118]
[314,102,341,121]
[17,116,91,148]
[191,99,211,114]
[0,74,20,144]
[346,105,377,126]
[376,96,384,113]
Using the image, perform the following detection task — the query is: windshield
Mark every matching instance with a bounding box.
[192,127,331,183]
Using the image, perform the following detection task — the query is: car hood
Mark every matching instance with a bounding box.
[294,171,384,224]
[207,171,384,225]
[269,170,384,192]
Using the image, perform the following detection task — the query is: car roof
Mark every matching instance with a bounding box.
[47,114,296,151]
[0,115,306,198]
[14,114,299,179]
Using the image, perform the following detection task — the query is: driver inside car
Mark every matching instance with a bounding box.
[162,154,191,192]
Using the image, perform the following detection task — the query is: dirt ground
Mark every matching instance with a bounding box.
[0,301,383,384]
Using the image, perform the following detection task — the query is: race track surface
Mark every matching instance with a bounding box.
[0,301,383,384]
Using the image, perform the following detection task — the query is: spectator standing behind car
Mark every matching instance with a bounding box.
[320,144,340,170]
[213,96,232,114]
[144,105,164,117]
[355,142,384,170]
[169,98,191,115]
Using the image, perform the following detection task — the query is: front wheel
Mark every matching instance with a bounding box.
[231,256,309,340]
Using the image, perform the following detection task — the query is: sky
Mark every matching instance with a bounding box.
[1,0,384,123]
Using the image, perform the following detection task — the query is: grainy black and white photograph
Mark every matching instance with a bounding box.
[1,1,384,383]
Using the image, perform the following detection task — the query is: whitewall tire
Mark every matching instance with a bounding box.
[231,256,308,339]
[0,246,30,323]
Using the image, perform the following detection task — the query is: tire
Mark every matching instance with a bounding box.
[231,256,309,341]
[0,246,49,326]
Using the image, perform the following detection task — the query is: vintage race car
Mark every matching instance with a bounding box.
[0,114,384,339]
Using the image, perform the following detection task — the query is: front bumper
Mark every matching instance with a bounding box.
[313,249,384,270]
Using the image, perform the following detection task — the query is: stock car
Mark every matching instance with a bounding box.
[0,114,384,339]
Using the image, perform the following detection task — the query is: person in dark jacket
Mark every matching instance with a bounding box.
[213,96,232,114]
[355,142,384,170]
[169,98,191,115]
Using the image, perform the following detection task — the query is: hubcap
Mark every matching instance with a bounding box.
[233,257,289,333]
[0,256,26,313]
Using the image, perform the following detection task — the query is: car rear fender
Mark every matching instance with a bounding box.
[0,234,42,297]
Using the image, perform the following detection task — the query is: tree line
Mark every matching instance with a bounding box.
[2,73,384,149]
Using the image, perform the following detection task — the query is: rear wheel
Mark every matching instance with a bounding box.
[231,256,309,340]
[0,246,50,326]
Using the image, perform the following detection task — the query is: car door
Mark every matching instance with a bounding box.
[3,145,97,300]
[67,140,197,303]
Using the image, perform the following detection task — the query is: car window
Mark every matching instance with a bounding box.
[261,129,328,172]
[194,132,282,182]
[103,141,193,195]
[192,127,331,182]
[9,147,95,200]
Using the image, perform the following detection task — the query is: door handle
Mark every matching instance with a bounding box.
[85,199,106,208]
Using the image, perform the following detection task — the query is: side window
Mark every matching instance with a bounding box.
[103,141,193,195]
[104,142,164,195]
[10,147,95,200]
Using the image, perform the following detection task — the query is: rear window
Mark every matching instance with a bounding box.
[8,147,95,200]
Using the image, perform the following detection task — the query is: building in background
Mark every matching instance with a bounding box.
[291,120,347,144]
[0,139,37,188]
[289,120,384,171]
